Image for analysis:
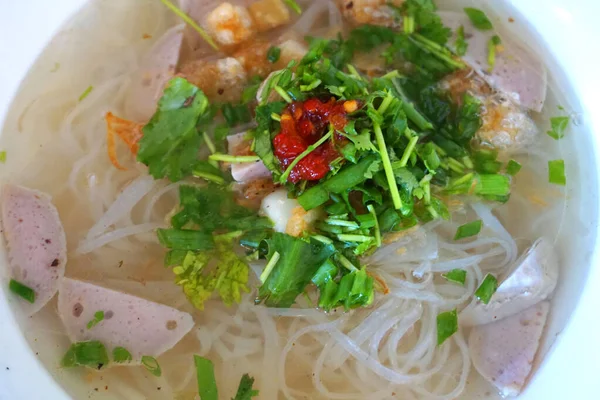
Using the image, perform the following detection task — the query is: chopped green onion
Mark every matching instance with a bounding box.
[260,251,281,283]
[208,154,260,163]
[506,160,522,176]
[233,374,259,399]
[202,132,216,154]
[280,129,333,183]
[61,341,109,369]
[547,116,569,140]
[157,229,214,251]
[159,0,219,50]
[325,218,359,228]
[337,234,374,243]
[442,269,467,285]
[78,85,93,102]
[311,234,333,244]
[487,35,501,71]
[274,85,293,103]
[112,347,132,363]
[194,355,218,400]
[86,311,105,330]
[455,25,468,56]
[283,0,302,14]
[475,274,498,304]
[0,150,6,163]
[548,159,566,186]
[403,16,415,34]
[300,79,322,92]
[9,279,35,303]
[454,220,483,240]
[141,355,161,377]
[271,112,281,121]
[437,309,458,345]
[464,7,493,30]
[267,46,281,63]
[474,174,511,197]
[367,205,382,247]
[335,253,358,272]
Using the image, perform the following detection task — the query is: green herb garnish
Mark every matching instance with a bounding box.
[232,374,260,400]
[464,7,493,30]
[141,355,161,377]
[548,159,566,186]
[194,355,218,400]
[455,25,468,56]
[475,274,498,304]
[159,0,218,50]
[506,160,522,176]
[0,150,6,163]
[547,116,569,140]
[437,309,458,345]
[267,46,281,63]
[78,85,93,102]
[61,341,109,370]
[442,269,467,285]
[86,311,105,329]
[454,220,483,240]
[283,0,302,14]
[8,279,35,303]
[112,347,132,363]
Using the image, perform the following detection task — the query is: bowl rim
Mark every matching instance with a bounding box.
[1,0,600,399]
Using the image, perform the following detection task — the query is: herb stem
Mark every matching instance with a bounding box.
[373,122,403,210]
[398,135,419,167]
[367,205,381,247]
[337,234,373,243]
[159,0,219,50]
[325,218,359,228]
[280,129,333,183]
[260,251,281,283]
[274,86,293,103]
[335,253,358,272]
[208,154,260,163]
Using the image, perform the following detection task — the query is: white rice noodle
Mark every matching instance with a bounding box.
[76,222,162,254]
[291,0,342,36]
[471,202,518,267]
[83,174,156,240]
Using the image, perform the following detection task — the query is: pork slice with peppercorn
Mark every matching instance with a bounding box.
[1,184,67,315]
[58,278,194,364]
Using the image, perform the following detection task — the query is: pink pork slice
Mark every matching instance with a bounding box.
[439,11,547,112]
[469,301,550,397]
[1,184,66,315]
[58,278,194,362]
[124,24,185,122]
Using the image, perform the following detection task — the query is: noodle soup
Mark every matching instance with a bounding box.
[0,0,592,399]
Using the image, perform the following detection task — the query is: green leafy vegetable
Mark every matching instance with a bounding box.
[194,355,218,400]
[61,341,109,370]
[221,103,252,127]
[464,7,493,30]
[547,116,569,140]
[86,311,105,329]
[141,356,161,377]
[437,309,458,345]
[112,347,132,363]
[267,46,281,63]
[258,233,336,307]
[454,220,483,240]
[548,159,566,186]
[232,374,259,400]
[455,25,468,56]
[506,160,522,176]
[283,0,302,14]
[475,274,498,304]
[157,229,215,251]
[442,269,467,285]
[137,77,210,181]
[8,279,35,303]
[487,35,501,71]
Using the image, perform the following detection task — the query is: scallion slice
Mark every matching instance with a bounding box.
[86,311,105,329]
[9,279,35,303]
[442,269,467,285]
[548,159,566,185]
[475,274,498,304]
[141,355,162,377]
[506,160,522,176]
[437,309,458,345]
[61,341,109,370]
[112,347,132,363]
[454,220,483,240]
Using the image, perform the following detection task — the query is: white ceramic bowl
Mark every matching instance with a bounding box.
[1,1,599,399]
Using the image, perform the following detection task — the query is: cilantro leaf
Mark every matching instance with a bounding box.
[253,102,286,178]
[455,25,468,56]
[464,8,493,30]
[137,77,210,181]
[454,93,483,143]
[257,233,336,307]
[194,356,218,400]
